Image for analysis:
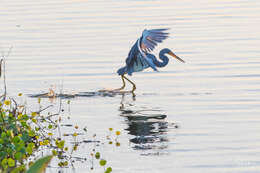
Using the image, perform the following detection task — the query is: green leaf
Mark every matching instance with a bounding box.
[0,151,7,159]
[1,158,8,170]
[26,155,53,173]
[15,140,25,152]
[22,114,29,120]
[10,164,26,173]
[52,150,57,156]
[105,167,112,173]
[7,147,13,155]
[20,121,27,127]
[95,152,100,159]
[13,136,20,144]
[28,130,35,137]
[1,158,7,166]
[99,159,107,166]
[15,152,23,160]
[26,146,33,155]
[57,140,65,149]
[21,131,30,142]
[20,147,26,154]
[8,158,15,167]
[28,142,35,148]
[0,138,4,144]
[7,130,12,137]
[1,132,7,138]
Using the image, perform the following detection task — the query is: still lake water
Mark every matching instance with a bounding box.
[1,0,260,172]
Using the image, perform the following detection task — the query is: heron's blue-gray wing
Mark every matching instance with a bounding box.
[125,40,157,75]
[126,29,169,65]
[124,29,169,75]
[140,29,169,52]
[126,40,139,65]
[129,53,150,74]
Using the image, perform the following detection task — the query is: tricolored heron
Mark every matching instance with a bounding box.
[104,29,185,94]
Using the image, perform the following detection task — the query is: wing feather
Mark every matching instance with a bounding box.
[140,28,169,52]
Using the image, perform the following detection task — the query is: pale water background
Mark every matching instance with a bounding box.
[1,0,260,172]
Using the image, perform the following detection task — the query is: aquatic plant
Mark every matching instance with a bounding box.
[0,47,121,172]
[0,94,120,172]
[0,97,36,172]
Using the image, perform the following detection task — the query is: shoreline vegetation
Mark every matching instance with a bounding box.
[0,48,119,173]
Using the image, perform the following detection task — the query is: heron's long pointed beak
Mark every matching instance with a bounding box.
[168,51,185,63]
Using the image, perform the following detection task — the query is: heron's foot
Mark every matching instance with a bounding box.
[99,84,126,92]
[113,86,125,91]
[98,88,114,92]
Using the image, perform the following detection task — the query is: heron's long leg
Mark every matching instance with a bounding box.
[114,75,126,91]
[123,75,136,92]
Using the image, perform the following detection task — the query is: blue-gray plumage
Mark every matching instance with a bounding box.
[115,28,185,94]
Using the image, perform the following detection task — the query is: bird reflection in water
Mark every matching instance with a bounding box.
[119,94,178,155]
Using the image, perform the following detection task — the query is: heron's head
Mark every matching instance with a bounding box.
[162,48,185,63]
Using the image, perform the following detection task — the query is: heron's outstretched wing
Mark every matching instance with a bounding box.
[140,29,169,52]
[123,29,169,75]
[124,40,157,75]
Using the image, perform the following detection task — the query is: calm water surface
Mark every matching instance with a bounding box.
[1,0,260,172]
